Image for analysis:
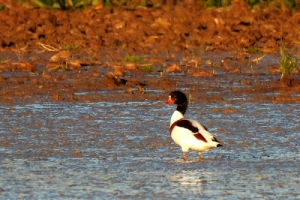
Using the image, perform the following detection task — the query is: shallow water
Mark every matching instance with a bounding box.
[0,97,299,199]
[0,52,299,199]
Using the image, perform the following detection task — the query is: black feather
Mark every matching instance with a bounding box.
[176,120,199,133]
[212,137,219,142]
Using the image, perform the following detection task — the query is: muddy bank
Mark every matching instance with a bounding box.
[1,4,300,53]
[0,50,300,106]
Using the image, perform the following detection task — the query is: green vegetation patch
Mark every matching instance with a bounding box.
[61,44,81,54]
[122,54,142,63]
[141,65,155,73]
[247,46,261,54]
[0,4,6,11]
[278,46,298,79]
[31,0,101,9]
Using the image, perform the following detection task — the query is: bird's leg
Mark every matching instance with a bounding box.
[182,152,187,161]
[198,152,202,161]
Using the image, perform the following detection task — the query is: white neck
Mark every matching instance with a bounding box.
[170,110,184,126]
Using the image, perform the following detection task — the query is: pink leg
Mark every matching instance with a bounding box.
[198,152,203,161]
[182,152,187,160]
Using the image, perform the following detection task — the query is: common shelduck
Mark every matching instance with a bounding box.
[166,91,223,160]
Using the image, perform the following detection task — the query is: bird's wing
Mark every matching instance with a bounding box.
[176,119,198,132]
[176,119,211,143]
[190,119,217,139]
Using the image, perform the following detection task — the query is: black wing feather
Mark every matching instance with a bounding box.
[176,120,199,133]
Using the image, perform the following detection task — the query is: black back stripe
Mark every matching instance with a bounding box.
[176,120,199,133]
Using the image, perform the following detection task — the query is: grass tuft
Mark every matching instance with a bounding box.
[0,4,5,11]
[61,44,81,54]
[122,54,142,63]
[247,46,261,54]
[15,44,28,63]
[278,46,298,79]
[142,65,154,73]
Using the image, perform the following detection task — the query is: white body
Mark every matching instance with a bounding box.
[170,110,219,153]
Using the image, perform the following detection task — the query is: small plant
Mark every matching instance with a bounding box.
[278,46,298,79]
[101,0,112,7]
[141,65,154,73]
[211,62,217,75]
[0,4,5,11]
[190,59,198,68]
[122,54,142,63]
[31,0,101,9]
[188,93,192,103]
[247,46,261,54]
[205,0,231,7]
[61,44,81,54]
[59,61,71,71]
[245,0,298,11]
[185,43,207,68]
[15,44,28,63]
[160,70,165,77]
[137,85,145,94]
[113,0,129,6]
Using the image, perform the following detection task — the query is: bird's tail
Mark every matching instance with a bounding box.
[212,137,223,147]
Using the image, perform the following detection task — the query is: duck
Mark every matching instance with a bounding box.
[166,91,223,160]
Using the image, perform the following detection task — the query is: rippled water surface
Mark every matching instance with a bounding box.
[0,52,300,199]
[1,98,299,199]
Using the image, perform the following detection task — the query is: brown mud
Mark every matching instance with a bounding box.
[1,3,300,52]
[0,4,300,105]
